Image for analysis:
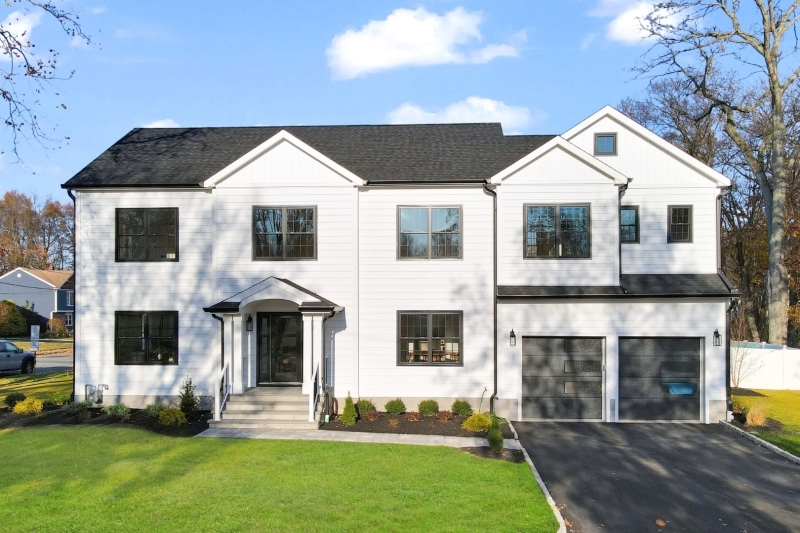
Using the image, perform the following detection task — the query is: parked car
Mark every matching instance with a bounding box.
[0,340,36,373]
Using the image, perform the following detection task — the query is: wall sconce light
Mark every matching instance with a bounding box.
[713,329,721,347]
[509,329,516,347]
[245,315,253,332]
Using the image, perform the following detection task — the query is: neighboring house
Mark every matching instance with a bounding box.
[0,267,75,332]
[62,106,738,427]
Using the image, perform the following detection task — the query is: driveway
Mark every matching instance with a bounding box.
[515,422,800,533]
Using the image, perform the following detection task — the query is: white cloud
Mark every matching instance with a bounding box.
[580,33,596,50]
[327,7,522,79]
[590,1,679,45]
[387,96,543,133]
[142,119,180,128]
[90,7,107,15]
[0,10,43,61]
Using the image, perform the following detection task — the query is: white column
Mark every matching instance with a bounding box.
[312,314,324,389]
[231,315,243,394]
[302,314,314,394]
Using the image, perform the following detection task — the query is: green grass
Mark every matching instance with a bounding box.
[0,427,557,533]
[13,340,72,354]
[0,371,72,403]
[732,389,800,457]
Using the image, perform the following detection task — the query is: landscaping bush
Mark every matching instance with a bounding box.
[461,412,491,432]
[4,392,26,409]
[356,398,376,416]
[159,408,187,426]
[384,398,406,415]
[451,399,473,417]
[102,403,131,420]
[341,394,357,425]
[50,391,71,406]
[48,317,69,337]
[746,405,767,427]
[437,410,454,422]
[63,400,91,416]
[144,402,166,418]
[487,416,503,451]
[362,410,381,422]
[13,397,43,415]
[0,300,27,337]
[179,376,199,416]
[405,411,421,422]
[418,399,439,416]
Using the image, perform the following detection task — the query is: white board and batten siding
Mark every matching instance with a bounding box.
[74,189,216,405]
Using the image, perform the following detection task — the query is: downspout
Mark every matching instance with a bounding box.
[211,314,224,370]
[618,182,629,293]
[483,183,498,414]
[66,188,76,401]
[717,186,733,411]
[321,309,337,419]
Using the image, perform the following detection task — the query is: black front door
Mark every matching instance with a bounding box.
[257,313,303,384]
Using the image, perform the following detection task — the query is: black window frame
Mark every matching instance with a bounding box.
[594,133,617,156]
[397,206,463,260]
[397,310,463,366]
[115,208,179,262]
[524,203,592,259]
[667,205,693,243]
[114,311,179,366]
[620,205,640,244]
[252,206,318,261]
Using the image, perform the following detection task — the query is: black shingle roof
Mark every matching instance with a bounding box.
[62,124,555,188]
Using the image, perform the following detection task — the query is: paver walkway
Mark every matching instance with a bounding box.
[197,427,520,449]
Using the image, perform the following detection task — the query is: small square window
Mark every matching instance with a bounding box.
[595,133,617,156]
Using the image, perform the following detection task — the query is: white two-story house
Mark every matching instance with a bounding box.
[62,106,737,427]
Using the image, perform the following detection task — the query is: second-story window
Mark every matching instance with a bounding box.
[525,204,590,259]
[116,208,178,262]
[620,206,639,243]
[398,207,462,259]
[668,205,693,243]
[253,206,316,260]
[66,291,74,307]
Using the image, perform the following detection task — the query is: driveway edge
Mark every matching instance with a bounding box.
[508,422,567,533]
[720,421,800,466]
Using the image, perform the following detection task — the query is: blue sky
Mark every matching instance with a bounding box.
[0,0,664,201]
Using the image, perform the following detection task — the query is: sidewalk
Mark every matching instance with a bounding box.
[197,427,520,449]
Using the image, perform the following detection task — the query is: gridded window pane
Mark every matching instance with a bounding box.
[147,210,177,260]
[254,207,315,259]
[431,313,461,363]
[526,205,591,258]
[621,207,638,243]
[399,313,428,362]
[526,206,556,257]
[116,312,178,365]
[596,134,616,154]
[286,208,315,258]
[560,206,589,258]
[431,208,461,258]
[254,208,283,258]
[399,207,461,259]
[399,208,429,258]
[399,312,461,365]
[669,206,692,242]
[117,209,177,261]
[117,210,147,261]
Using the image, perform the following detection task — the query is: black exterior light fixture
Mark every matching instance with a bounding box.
[510,329,517,347]
[713,329,721,347]
[246,315,253,332]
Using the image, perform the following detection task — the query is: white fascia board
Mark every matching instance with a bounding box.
[229,277,323,308]
[564,106,731,187]
[0,267,57,288]
[202,130,366,188]
[488,136,630,186]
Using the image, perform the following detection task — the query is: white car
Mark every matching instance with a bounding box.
[0,340,36,374]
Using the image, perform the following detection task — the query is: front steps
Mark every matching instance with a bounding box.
[209,386,322,430]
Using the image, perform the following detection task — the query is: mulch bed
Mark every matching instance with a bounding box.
[321,413,515,439]
[0,405,211,437]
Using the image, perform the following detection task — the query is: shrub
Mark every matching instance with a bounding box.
[144,402,166,418]
[179,376,200,416]
[48,317,69,337]
[451,399,473,417]
[13,397,43,415]
[362,410,381,422]
[356,398,376,416]
[462,412,491,432]
[0,300,27,337]
[746,405,767,427]
[159,408,187,426]
[103,403,131,420]
[405,411,421,422]
[418,399,439,416]
[341,394,357,425]
[63,400,91,416]
[437,410,454,422]
[50,391,71,406]
[4,392,26,409]
[384,398,406,415]
[487,416,503,451]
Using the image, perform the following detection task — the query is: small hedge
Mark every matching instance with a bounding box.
[462,412,491,432]
[50,391,71,406]
[341,394,357,426]
[356,398,376,416]
[63,400,91,416]
[102,403,131,420]
[144,402,166,418]
[4,392,26,409]
[418,399,439,416]
[384,398,406,415]
[487,416,503,451]
[13,397,43,415]
[158,408,187,426]
[451,399,473,417]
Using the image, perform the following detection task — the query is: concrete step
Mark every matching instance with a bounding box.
[242,387,303,396]
[224,400,310,411]
[209,419,319,430]
[230,394,307,403]
[222,410,311,421]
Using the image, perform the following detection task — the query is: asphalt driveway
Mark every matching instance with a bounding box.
[515,422,800,533]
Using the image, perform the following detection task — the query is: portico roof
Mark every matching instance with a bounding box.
[203,277,342,314]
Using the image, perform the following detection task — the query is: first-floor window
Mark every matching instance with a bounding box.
[65,314,73,327]
[398,311,462,365]
[115,311,178,365]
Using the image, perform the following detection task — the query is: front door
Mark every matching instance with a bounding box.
[257,313,303,384]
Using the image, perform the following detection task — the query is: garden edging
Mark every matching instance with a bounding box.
[719,421,800,466]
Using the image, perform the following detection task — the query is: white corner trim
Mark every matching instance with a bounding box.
[564,105,731,187]
[201,130,366,188]
[488,136,629,186]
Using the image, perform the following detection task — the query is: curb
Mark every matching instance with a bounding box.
[720,421,800,466]
[508,421,567,533]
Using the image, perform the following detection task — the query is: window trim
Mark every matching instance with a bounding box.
[396,206,463,260]
[396,310,464,366]
[115,208,179,263]
[667,205,693,243]
[66,291,74,307]
[65,313,73,327]
[523,203,592,260]
[594,133,618,156]
[114,311,179,366]
[252,206,318,261]
[620,205,640,244]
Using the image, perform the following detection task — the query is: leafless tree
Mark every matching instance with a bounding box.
[729,340,765,387]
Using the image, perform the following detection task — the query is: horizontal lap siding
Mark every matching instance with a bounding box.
[358,187,494,399]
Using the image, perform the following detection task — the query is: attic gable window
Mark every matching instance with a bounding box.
[116,208,178,262]
[594,133,617,156]
[253,206,317,260]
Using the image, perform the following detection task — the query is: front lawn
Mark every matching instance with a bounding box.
[732,389,800,457]
[0,427,558,532]
[0,370,72,403]
[13,340,73,355]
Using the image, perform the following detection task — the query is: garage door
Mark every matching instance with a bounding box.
[522,337,603,419]
[619,338,701,421]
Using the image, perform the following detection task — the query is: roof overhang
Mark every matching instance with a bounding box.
[203,277,343,314]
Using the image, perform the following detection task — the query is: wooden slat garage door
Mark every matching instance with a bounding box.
[619,338,701,421]
[522,337,603,419]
